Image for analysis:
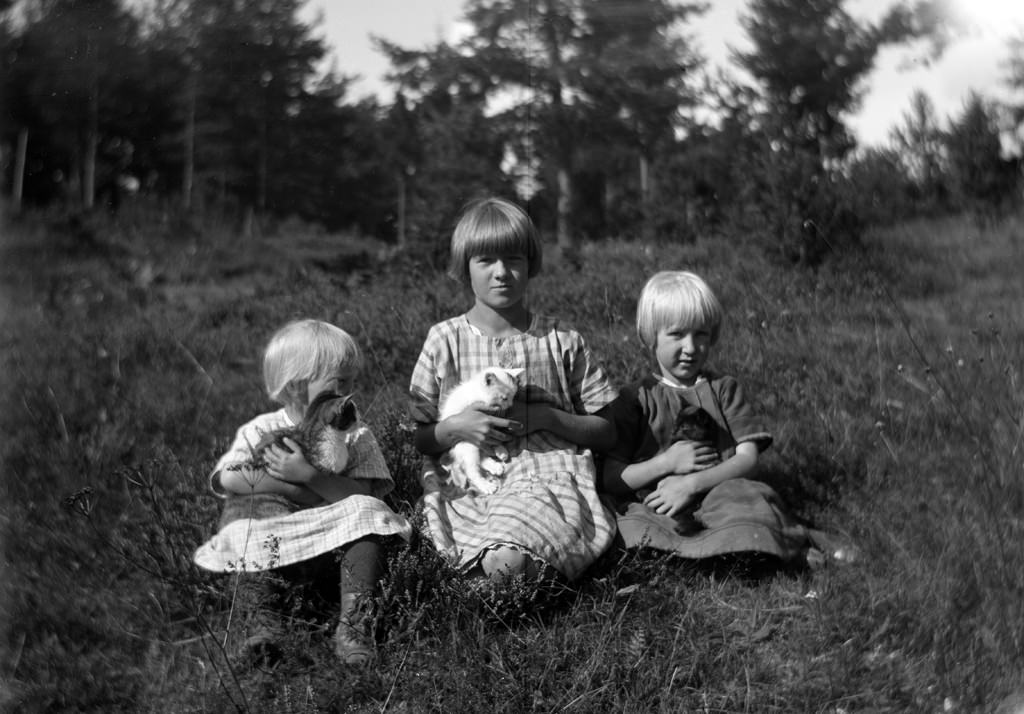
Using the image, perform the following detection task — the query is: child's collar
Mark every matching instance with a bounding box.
[464,311,535,337]
[654,373,707,390]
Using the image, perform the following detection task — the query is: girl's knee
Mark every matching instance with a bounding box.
[480,546,533,581]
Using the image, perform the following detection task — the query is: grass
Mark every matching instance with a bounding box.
[1,206,1021,712]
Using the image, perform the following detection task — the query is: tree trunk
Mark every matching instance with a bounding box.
[182,70,196,211]
[556,166,573,254]
[12,128,28,214]
[240,205,258,239]
[396,170,407,247]
[258,84,268,213]
[258,117,268,213]
[640,154,655,243]
[83,68,99,209]
[541,0,576,258]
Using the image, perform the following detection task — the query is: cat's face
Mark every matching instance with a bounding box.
[304,368,357,406]
[672,404,715,442]
[304,392,358,432]
[479,367,524,412]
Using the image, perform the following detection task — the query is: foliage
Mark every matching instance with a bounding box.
[1,0,390,234]
[724,137,865,266]
[373,45,514,246]
[2,207,1023,711]
[378,0,708,250]
[734,0,876,159]
[725,0,950,264]
[1,0,1021,256]
[842,146,916,226]
[944,92,1019,215]
[889,90,950,214]
[2,0,147,207]
[1004,32,1024,135]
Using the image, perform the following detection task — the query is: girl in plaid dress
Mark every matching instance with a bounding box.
[409,197,618,582]
[193,320,411,666]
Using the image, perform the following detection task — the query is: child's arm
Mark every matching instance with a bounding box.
[643,441,759,517]
[506,400,614,451]
[217,463,323,506]
[264,439,372,503]
[601,439,719,495]
[414,408,522,456]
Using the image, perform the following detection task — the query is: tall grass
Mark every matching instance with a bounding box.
[1,207,1021,712]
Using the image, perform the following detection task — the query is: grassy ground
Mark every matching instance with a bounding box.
[1,208,1021,712]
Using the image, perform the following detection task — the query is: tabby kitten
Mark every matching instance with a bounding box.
[439,366,524,494]
[237,392,359,475]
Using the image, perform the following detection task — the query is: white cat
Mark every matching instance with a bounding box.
[439,366,524,494]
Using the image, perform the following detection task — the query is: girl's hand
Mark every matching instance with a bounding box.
[658,440,718,477]
[265,439,319,484]
[644,474,702,517]
[443,408,522,450]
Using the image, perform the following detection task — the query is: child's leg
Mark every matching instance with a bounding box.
[340,535,383,594]
[479,545,540,582]
[334,535,382,665]
[231,570,288,664]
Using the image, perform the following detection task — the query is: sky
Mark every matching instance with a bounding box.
[305,0,1024,148]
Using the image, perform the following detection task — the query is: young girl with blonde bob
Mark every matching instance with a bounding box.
[193,319,411,666]
[409,197,618,582]
[602,271,847,564]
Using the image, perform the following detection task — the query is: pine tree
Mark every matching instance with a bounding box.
[945,92,1016,213]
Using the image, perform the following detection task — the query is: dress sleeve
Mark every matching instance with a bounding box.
[715,376,773,452]
[568,330,618,415]
[209,417,270,497]
[343,424,394,499]
[409,327,442,425]
[603,383,646,463]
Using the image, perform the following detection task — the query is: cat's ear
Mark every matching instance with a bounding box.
[507,368,525,383]
[340,397,358,427]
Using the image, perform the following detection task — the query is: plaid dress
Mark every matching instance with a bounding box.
[409,313,618,580]
[193,409,412,572]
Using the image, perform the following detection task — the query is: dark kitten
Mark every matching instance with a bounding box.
[671,404,717,445]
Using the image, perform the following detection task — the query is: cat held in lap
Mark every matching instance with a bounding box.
[637,404,721,502]
[439,366,524,494]
[672,404,719,454]
[234,392,359,475]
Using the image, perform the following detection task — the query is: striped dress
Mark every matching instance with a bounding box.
[409,313,618,580]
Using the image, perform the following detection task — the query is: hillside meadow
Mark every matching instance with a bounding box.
[0,208,1021,713]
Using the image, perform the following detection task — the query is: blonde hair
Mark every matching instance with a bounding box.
[262,319,362,405]
[636,271,724,351]
[447,197,543,284]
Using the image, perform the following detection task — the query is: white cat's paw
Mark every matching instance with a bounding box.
[492,445,510,462]
[479,457,507,477]
[470,475,500,495]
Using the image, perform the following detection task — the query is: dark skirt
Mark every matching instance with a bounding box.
[608,479,815,561]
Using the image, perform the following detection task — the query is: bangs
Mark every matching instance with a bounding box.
[448,197,542,283]
[263,320,362,403]
[464,221,529,258]
[636,270,723,349]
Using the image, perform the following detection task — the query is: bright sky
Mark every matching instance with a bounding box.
[306,0,1024,147]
